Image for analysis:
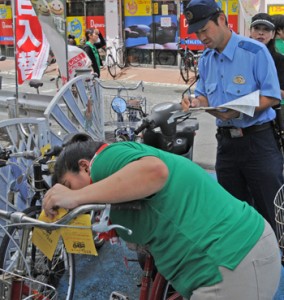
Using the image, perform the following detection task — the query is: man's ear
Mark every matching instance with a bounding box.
[78,159,90,170]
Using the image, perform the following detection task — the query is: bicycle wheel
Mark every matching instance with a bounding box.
[117,47,126,69]
[187,52,198,76]
[127,48,144,67]
[180,56,189,83]
[0,206,75,300]
[157,50,176,66]
[107,54,117,78]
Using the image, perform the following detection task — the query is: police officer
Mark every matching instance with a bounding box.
[182,0,284,232]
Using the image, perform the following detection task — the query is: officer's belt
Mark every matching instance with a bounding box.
[217,122,272,138]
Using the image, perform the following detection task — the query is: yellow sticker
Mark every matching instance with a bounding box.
[40,144,51,156]
[32,208,68,260]
[60,214,98,256]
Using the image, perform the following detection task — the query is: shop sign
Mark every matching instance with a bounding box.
[0,5,13,45]
[86,16,106,37]
[124,0,152,16]
[268,5,284,15]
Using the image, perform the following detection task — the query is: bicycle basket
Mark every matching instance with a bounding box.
[274,184,284,262]
[0,268,58,300]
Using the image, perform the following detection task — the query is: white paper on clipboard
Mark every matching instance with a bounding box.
[189,90,260,117]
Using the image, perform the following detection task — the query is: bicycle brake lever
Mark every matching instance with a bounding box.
[92,223,132,235]
[91,204,132,235]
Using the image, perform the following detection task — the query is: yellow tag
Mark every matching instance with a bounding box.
[60,214,98,256]
[32,208,68,260]
[40,144,51,156]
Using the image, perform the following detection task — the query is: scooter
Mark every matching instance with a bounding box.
[134,101,198,160]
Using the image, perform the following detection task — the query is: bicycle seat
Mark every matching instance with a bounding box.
[29,80,43,88]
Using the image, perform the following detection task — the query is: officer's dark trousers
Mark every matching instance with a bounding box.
[215,125,284,232]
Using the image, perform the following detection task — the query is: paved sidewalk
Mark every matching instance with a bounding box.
[100,65,189,86]
[1,58,188,85]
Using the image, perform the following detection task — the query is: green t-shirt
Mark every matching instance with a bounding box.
[275,38,284,56]
[91,142,264,298]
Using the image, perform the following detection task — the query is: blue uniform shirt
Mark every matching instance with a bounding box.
[195,31,281,127]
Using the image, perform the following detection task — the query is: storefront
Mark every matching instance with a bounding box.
[1,0,240,66]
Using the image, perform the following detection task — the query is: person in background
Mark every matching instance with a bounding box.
[78,36,86,49]
[250,13,284,100]
[67,34,77,46]
[43,133,281,300]
[83,28,106,77]
[272,14,284,55]
[182,0,284,234]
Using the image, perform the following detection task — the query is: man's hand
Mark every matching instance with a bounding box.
[207,109,241,120]
[181,94,201,112]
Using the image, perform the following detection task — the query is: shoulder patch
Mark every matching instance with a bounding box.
[238,41,262,54]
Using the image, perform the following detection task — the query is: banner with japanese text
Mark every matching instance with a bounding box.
[15,0,50,84]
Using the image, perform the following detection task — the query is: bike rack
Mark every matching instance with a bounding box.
[44,74,105,145]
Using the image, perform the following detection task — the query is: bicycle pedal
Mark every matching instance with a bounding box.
[109,291,130,300]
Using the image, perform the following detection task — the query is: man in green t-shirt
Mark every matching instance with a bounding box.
[43,134,281,299]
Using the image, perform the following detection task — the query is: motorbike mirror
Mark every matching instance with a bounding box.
[111,96,127,114]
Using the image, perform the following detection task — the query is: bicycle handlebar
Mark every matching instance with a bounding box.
[0,201,142,234]
[95,80,144,92]
[0,147,40,163]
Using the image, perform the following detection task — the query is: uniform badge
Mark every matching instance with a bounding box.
[233,76,245,84]
[185,11,193,21]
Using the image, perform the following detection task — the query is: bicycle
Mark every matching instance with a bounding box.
[0,146,76,300]
[127,48,176,67]
[105,37,127,78]
[178,38,203,83]
[95,80,147,142]
[127,48,151,67]
[0,193,182,300]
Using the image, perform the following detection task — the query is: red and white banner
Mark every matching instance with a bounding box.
[15,0,50,85]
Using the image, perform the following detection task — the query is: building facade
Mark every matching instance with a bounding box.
[0,1,283,66]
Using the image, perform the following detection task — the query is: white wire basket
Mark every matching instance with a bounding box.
[274,184,284,262]
[0,268,58,300]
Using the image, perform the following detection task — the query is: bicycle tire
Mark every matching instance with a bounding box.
[180,56,189,83]
[127,48,144,67]
[157,50,176,66]
[117,47,126,69]
[107,54,117,78]
[187,52,198,76]
[0,205,75,300]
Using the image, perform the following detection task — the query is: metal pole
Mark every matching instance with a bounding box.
[7,97,18,119]
[11,0,19,117]
[64,0,69,82]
